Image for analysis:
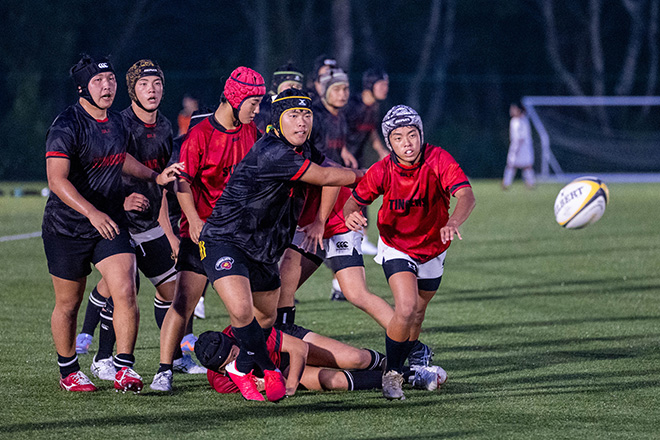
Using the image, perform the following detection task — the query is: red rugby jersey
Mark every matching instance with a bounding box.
[178,115,259,238]
[298,185,352,239]
[352,144,470,263]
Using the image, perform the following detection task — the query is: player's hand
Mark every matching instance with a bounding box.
[88,209,120,240]
[440,221,462,244]
[286,386,296,397]
[345,211,367,232]
[124,192,150,212]
[189,217,204,244]
[156,162,184,186]
[341,148,358,169]
[299,219,325,253]
[168,236,180,261]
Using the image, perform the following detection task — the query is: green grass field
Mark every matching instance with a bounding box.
[1,180,659,440]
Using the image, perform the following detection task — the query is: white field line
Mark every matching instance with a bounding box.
[0,231,41,242]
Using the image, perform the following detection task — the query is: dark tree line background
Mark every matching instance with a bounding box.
[1,0,658,180]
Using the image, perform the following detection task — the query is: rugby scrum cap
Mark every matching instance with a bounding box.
[194,331,235,372]
[312,54,337,80]
[381,105,424,150]
[270,88,313,134]
[362,67,389,92]
[70,54,115,106]
[319,68,349,102]
[270,62,304,95]
[224,66,266,110]
[126,59,164,108]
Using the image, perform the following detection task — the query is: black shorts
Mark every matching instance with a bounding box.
[134,234,177,286]
[199,241,281,292]
[175,237,205,275]
[382,258,443,292]
[42,229,134,281]
[276,322,313,340]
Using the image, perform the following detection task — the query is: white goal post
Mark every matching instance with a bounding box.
[521,96,660,182]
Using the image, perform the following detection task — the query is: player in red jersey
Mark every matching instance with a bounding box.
[150,67,266,392]
[194,325,445,397]
[344,105,476,400]
[44,55,181,392]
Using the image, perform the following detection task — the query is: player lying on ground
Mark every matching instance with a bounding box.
[344,105,476,400]
[194,326,446,396]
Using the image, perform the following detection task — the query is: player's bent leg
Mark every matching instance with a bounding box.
[160,270,207,364]
[335,266,394,329]
[278,247,320,308]
[302,332,373,370]
[96,253,139,356]
[252,289,280,329]
[51,276,87,358]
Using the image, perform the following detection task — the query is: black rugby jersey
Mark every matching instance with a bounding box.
[43,102,131,239]
[310,101,347,165]
[121,107,173,234]
[200,132,325,265]
[343,95,380,167]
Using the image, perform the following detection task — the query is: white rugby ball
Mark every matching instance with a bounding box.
[554,176,609,229]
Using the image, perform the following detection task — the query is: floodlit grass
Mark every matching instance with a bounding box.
[1,180,659,439]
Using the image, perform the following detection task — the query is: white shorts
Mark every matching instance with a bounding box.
[374,237,446,279]
[291,229,364,272]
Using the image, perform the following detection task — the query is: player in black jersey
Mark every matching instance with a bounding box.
[307,54,338,105]
[197,88,364,401]
[79,59,205,383]
[43,55,182,393]
[254,62,304,133]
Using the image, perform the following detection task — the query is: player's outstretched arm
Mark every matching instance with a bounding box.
[280,333,309,396]
[440,187,476,244]
[343,196,368,232]
[300,162,364,188]
[122,153,183,187]
[47,158,119,240]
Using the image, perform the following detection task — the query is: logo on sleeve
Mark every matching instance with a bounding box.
[215,256,235,271]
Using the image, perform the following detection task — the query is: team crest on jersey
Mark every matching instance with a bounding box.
[215,256,234,271]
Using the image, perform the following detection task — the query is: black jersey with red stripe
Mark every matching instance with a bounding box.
[310,101,347,165]
[201,131,325,265]
[352,143,471,263]
[121,107,173,234]
[43,102,130,239]
[343,94,380,166]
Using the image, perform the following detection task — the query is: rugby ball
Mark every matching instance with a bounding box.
[554,177,609,229]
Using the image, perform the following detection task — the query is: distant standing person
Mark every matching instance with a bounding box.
[177,94,199,136]
[43,55,181,393]
[254,62,304,133]
[503,103,535,190]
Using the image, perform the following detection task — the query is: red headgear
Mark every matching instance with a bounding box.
[224,67,266,110]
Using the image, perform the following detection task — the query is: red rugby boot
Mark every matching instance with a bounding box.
[263,369,286,402]
[114,367,144,394]
[60,370,98,392]
[225,361,265,401]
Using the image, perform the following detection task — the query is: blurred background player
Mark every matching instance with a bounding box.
[82,59,205,383]
[503,103,535,190]
[343,67,391,256]
[344,105,476,400]
[177,94,199,136]
[254,62,304,133]
[44,55,181,393]
[196,89,363,401]
[308,67,358,301]
[307,54,337,105]
[150,67,265,392]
